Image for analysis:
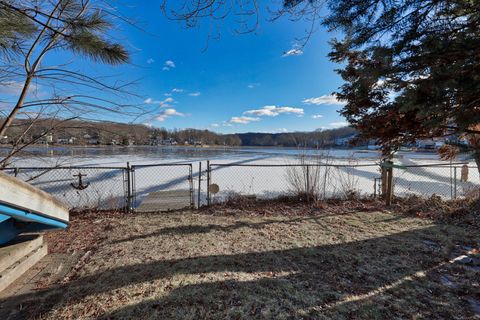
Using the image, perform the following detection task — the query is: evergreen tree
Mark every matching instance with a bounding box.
[322,0,480,168]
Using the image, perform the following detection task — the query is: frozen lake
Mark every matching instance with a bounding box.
[1,145,445,167]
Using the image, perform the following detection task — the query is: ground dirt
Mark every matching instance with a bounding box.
[1,204,479,319]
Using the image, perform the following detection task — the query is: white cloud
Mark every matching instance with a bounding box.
[276,128,289,133]
[222,122,233,127]
[188,92,201,97]
[164,93,172,97]
[211,123,220,127]
[0,81,24,95]
[329,121,349,128]
[244,105,304,117]
[146,58,155,64]
[229,116,260,124]
[156,108,184,122]
[303,95,345,106]
[247,83,260,89]
[172,88,184,93]
[144,97,175,107]
[143,122,153,128]
[283,48,303,57]
[163,60,176,71]
[311,114,323,119]
[0,81,42,96]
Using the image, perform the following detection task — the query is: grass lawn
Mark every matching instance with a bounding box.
[1,208,479,319]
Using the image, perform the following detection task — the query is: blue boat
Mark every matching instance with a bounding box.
[0,172,69,245]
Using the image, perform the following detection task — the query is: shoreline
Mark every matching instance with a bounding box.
[0,143,439,153]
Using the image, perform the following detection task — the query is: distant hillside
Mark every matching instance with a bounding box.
[237,127,358,147]
[1,118,357,147]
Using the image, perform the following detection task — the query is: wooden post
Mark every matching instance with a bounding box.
[381,161,387,197]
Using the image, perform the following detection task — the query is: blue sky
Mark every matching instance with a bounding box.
[2,2,349,134]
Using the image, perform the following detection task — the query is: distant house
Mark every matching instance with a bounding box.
[416,138,445,149]
[56,137,76,144]
[154,138,177,146]
[38,133,54,144]
[367,139,381,150]
[446,135,469,146]
[334,135,356,147]
[88,138,99,145]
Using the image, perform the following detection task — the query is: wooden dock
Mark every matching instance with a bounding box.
[136,190,192,212]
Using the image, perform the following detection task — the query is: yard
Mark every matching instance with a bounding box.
[1,204,479,319]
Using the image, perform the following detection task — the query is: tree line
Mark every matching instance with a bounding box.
[0,118,356,148]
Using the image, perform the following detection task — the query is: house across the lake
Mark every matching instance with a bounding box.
[416,138,446,149]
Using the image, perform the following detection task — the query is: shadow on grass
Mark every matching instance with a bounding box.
[0,223,477,319]
[110,215,342,245]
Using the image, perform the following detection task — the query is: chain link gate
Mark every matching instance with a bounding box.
[130,163,194,212]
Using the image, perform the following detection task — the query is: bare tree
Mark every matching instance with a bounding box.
[160,0,324,50]
[0,0,150,167]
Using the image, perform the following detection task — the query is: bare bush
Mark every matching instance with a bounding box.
[332,158,361,199]
[285,150,334,201]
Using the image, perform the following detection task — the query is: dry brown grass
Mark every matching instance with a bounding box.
[1,207,479,319]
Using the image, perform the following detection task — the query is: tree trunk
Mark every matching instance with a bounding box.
[0,75,33,138]
[474,153,480,177]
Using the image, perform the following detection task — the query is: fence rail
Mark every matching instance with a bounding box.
[0,161,478,211]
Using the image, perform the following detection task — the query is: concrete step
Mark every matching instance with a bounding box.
[137,190,192,212]
[0,235,47,293]
[0,235,43,273]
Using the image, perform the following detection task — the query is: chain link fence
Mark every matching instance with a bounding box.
[1,161,478,211]
[392,164,480,199]
[0,163,195,212]
[0,166,128,211]
[204,162,480,205]
[205,163,381,204]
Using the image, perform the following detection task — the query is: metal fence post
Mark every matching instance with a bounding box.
[385,161,393,206]
[454,166,457,199]
[198,162,202,208]
[126,162,132,212]
[306,165,310,202]
[189,164,194,208]
[206,160,211,206]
